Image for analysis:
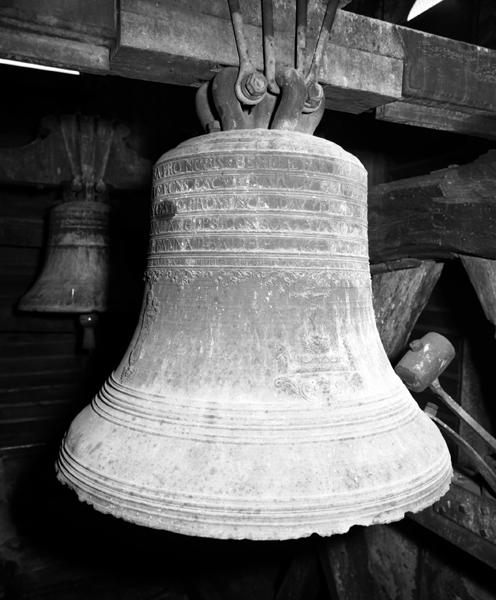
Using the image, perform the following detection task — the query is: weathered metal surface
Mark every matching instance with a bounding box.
[201,0,332,134]
[395,332,455,393]
[57,129,451,540]
[372,261,443,363]
[369,151,496,262]
[409,472,496,570]
[227,0,267,106]
[18,200,109,313]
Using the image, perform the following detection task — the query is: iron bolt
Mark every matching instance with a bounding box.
[305,82,324,110]
[241,72,267,100]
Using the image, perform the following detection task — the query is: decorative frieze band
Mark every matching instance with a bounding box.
[144,267,371,289]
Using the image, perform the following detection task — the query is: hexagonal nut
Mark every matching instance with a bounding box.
[242,72,267,99]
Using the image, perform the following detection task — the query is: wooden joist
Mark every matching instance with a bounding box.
[111,1,403,114]
[368,151,496,262]
[0,0,113,73]
[376,102,496,141]
[461,256,496,331]
[0,0,114,45]
[399,28,496,116]
[2,1,496,129]
[0,28,109,74]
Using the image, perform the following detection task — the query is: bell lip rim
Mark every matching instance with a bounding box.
[55,464,452,541]
[17,302,107,313]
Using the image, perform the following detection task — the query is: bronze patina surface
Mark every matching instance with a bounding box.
[57,130,451,539]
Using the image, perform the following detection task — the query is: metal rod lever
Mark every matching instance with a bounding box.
[296,0,308,75]
[301,0,339,114]
[262,0,279,94]
[307,0,340,84]
[430,379,496,455]
[425,404,496,496]
[227,0,267,105]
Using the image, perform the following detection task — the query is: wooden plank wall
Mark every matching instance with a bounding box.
[0,186,86,451]
[0,185,176,599]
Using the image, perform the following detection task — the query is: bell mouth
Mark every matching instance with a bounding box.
[57,396,451,540]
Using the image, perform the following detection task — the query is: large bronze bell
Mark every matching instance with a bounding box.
[19,200,109,313]
[57,129,451,540]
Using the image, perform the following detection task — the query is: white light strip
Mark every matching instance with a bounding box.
[407,0,445,21]
[0,58,80,75]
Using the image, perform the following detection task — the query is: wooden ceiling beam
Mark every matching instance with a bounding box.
[1,1,496,132]
[376,102,496,141]
[110,0,403,114]
[0,28,109,74]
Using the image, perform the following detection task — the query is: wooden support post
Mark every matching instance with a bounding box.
[461,256,496,334]
[457,337,495,469]
[372,260,444,363]
[275,543,322,600]
[318,530,379,600]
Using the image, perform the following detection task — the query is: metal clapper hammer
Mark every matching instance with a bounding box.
[395,332,496,495]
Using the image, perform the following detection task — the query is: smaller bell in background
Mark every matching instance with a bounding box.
[19,197,110,314]
[8,113,152,352]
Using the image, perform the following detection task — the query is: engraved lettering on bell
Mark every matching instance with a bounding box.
[57,130,451,541]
